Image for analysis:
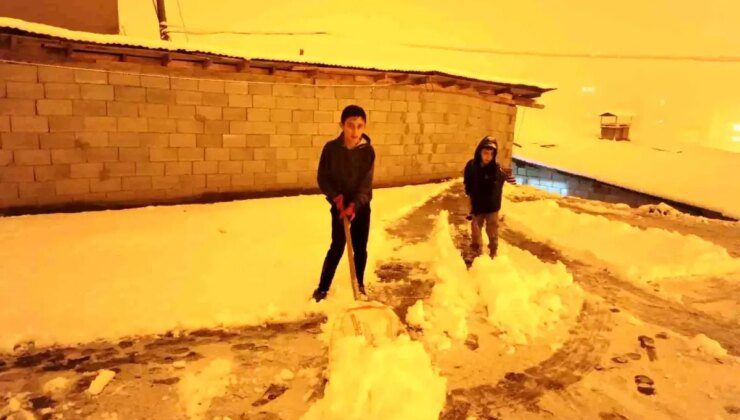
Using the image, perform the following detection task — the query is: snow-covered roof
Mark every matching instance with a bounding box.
[513,138,740,219]
[0,17,551,98]
[600,110,636,117]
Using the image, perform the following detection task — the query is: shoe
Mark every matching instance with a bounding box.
[312,288,328,302]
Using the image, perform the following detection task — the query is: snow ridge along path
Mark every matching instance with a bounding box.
[506,198,739,283]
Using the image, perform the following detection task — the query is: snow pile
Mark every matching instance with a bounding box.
[551,198,633,216]
[406,211,583,347]
[635,202,716,224]
[177,358,234,420]
[276,368,295,382]
[1,396,31,419]
[302,335,446,420]
[88,370,116,396]
[638,202,684,217]
[505,199,740,282]
[405,212,474,345]
[0,181,452,351]
[473,247,583,345]
[0,396,40,420]
[42,377,71,397]
[688,334,728,358]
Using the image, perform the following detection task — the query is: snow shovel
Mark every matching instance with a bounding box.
[330,216,406,347]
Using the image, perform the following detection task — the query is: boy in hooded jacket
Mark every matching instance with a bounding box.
[463,136,515,257]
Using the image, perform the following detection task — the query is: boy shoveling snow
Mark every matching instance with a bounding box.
[312,105,376,302]
[463,136,515,257]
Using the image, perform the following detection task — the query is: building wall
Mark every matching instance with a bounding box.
[0,58,516,213]
[512,159,726,218]
[513,159,659,205]
[0,0,119,34]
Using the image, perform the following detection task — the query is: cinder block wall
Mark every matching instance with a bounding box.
[511,159,725,218]
[0,60,516,212]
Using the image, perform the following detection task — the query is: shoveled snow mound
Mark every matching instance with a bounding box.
[406,211,583,347]
[689,334,728,358]
[505,199,740,282]
[42,377,71,397]
[302,335,446,420]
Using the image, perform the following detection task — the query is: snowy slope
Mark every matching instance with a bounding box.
[514,139,740,219]
[0,181,452,352]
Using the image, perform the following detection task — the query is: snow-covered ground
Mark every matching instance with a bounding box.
[1,2,738,417]
[1,181,738,419]
[514,139,740,219]
[0,181,453,352]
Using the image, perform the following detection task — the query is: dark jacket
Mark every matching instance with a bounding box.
[464,137,505,214]
[317,133,375,208]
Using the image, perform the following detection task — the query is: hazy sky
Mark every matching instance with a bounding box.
[120,0,739,56]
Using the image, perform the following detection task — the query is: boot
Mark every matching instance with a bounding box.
[489,244,498,258]
[312,288,328,302]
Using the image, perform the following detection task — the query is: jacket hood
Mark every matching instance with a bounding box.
[474,136,498,165]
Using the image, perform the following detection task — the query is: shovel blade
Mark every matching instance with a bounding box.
[331,303,406,347]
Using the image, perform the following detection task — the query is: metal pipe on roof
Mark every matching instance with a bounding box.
[155,0,169,41]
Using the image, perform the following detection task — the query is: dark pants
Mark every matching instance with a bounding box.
[317,204,371,292]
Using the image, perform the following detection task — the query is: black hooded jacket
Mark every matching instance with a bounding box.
[317,133,375,208]
[463,137,505,214]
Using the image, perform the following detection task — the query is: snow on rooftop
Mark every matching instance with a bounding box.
[513,138,740,219]
[0,17,551,91]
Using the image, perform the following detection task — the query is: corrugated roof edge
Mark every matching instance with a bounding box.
[0,17,554,95]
